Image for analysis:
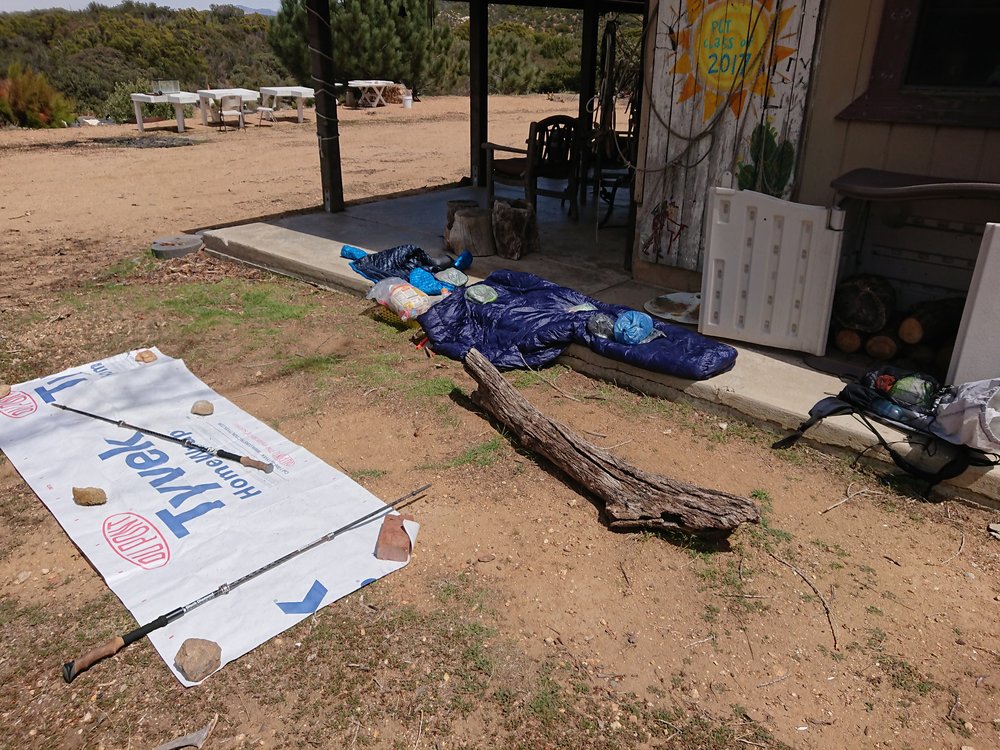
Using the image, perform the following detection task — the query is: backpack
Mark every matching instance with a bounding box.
[773,366,1000,494]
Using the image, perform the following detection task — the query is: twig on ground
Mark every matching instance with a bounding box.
[685,634,715,648]
[718,593,772,599]
[883,555,902,567]
[756,672,789,688]
[947,695,961,721]
[517,352,581,401]
[618,561,632,588]
[821,483,883,514]
[767,551,839,650]
[412,710,423,750]
[604,439,633,450]
[741,624,755,661]
[735,738,767,748]
[582,429,608,438]
[930,531,965,566]
[969,644,1000,660]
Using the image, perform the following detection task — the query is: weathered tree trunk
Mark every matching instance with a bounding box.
[492,198,540,260]
[463,348,759,538]
[449,207,496,257]
[832,275,896,333]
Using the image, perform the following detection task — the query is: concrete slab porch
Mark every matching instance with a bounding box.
[200,186,1000,510]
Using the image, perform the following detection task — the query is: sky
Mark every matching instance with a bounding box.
[1,1,282,12]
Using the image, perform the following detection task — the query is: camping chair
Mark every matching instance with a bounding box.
[485,114,580,220]
[217,94,245,131]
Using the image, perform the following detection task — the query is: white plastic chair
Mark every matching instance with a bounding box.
[218,94,245,131]
[256,101,277,127]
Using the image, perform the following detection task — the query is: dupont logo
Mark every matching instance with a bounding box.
[272,451,295,468]
[102,513,171,570]
[0,390,37,419]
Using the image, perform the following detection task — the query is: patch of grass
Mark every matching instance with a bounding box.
[95,251,158,281]
[279,353,344,376]
[349,468,386,480]
[744,489,792,552]
[407,376,457,399]
[442,436,506,469]
[866,605,884,616]
[528,674,563,724]
[159,280,313,333]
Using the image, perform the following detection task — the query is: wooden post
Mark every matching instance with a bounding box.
[306,0,344,212]
[469,0,488,186]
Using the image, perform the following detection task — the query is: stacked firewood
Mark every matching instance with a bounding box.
[830,275,963,374]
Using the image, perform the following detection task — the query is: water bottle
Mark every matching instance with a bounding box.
[871,397,904,421]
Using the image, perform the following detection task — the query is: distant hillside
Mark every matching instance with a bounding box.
[236,5,277,16]
[0,3,292,116]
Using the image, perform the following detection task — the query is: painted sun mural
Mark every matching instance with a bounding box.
[669,0,798,122]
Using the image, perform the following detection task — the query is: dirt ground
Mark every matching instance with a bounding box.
[2,95,999,750]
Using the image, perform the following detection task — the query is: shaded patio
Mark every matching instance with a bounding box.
[200,187,1000,510]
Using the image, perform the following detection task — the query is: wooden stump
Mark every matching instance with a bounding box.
[444,199,481,251]
[449,207,496,257]
[492,198,540,260]
[832,275,896,333]
[463,348,759,538]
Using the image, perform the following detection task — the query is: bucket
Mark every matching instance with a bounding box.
[402,94,413,109]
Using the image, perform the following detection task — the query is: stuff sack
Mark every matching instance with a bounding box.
[773,367,999,492]
[931,378,1000,452]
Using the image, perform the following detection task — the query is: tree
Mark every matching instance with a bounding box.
[267,0,457,95]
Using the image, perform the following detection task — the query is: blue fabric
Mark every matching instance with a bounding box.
[350,244,437,283]
[409,267,452,295]
[340,244,367,260]
[416,270,737,380]
[454,249,473,271]
[614,310,653,345]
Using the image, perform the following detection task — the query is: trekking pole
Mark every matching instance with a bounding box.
[51,402,274,473]
[62,483,431,683]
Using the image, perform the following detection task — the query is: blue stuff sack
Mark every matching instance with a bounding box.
[409,267,450,295]
[454,249,473,271]
[340,244,367,260]
[613,310,654,345]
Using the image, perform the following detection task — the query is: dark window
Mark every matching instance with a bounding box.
[905,1,1000,91]
[837,0,1000,128]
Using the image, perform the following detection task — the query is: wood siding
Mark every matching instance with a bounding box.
[796,0,1000,206]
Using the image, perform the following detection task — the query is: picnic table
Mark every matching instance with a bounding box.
[196,88,261,126]
[348,80,395,108]
[259,86,315,123]
[130,91,199,133]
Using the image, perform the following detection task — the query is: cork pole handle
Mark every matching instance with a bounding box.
[63,636,125,683]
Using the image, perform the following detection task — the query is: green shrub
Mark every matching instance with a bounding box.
[102,79,179,124]
[0,63,74,128]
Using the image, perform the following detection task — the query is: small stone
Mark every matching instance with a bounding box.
[174,638,222,682]
[191,400,214,416]
[0,383,10,399]
[15,571,31,584]
[965,572,976,581]
[72,487,107,506]
[478,554,496,563]
[134,350,157,363]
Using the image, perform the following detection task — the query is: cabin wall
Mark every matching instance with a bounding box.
[796,0,1000,207]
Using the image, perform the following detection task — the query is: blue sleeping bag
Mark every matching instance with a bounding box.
[416,270,737,380]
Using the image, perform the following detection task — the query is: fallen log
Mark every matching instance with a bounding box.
[463,348,759,538]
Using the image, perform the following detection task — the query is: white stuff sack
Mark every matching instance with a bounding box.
[931,378,1000,452]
